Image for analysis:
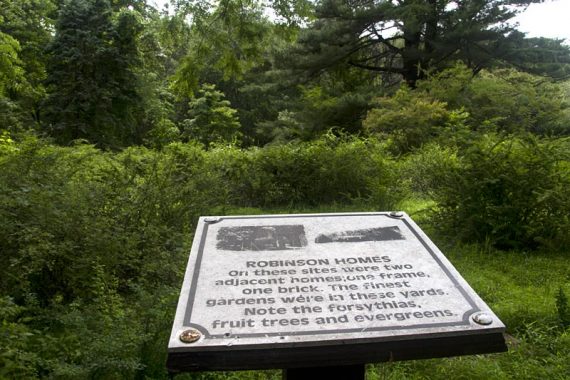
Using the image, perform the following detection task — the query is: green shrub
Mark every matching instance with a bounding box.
[400,143,460,196]
[0,137,223,377]
[426,134,570,251]
[0,134,403,377]
[417,65,570,136]
[363,87,454,154]
[206,133,402,208]
[0,297,39,379]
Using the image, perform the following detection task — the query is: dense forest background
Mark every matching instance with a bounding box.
[1,0,569,378]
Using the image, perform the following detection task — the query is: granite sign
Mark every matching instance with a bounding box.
[167,212,506,372]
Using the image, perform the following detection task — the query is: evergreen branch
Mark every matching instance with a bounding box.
[347,60,405,73]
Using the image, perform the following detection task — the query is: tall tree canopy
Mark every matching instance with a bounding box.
[0,30,23,98]
[287,0,570,87]
[44,0,144,148]
[0,0,56,127]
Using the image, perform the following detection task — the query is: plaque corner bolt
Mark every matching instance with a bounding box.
[179,329,202,344]
[472,312,493,326]
[389,211,404,218]
[204,217,221,224]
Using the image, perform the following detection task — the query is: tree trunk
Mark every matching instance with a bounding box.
[402,28,421,88]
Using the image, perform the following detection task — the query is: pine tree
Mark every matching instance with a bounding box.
[181,84,241,145]
[287,0,570,87]
[44,0,143,148]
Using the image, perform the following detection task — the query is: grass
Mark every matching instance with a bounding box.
[366,246,569,380]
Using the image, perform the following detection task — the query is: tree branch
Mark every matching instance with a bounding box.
[347,60,405,73]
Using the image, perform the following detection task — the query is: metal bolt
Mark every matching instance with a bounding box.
[389,211,404,218]
[472,313,493,325]
[204,217,221,224]
[179,329,201,343]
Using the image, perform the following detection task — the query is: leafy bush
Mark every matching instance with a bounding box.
[363,87,470,154]
[399,143,460,196]
[206,133,402,208]
[7,131,568,379]
[425,134,570,251]
[416,65,570,136]
[0,137,222,377]
[0,297,39,379]
[0,134,401,377]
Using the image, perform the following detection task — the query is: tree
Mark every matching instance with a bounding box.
[171,0,271,98]
[287,0,570,87]
[43,0,144,148]
[0,31,23,98]
[0,0,56,127]
[169,1,308,145]
[181,83,241,145]
[171,0,317,97]
[0,30,25,131]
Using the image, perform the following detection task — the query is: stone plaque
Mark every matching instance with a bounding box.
[167,213,506,372]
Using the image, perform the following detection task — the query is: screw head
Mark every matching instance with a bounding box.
[389,211,404,218]
[472,313,493,325]
[179,329,201,343]
[204,217,220,224]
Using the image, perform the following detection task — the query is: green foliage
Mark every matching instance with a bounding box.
[144,118,181,149]
[416,65,570,136]
[270,0,315,26]
[0,130,18,155]
[134,12,190,150]
[364,87,468,153]
[0,0,55,84]
[363,65,570,154]
[423,134,570,251]
[0,30,24,97]
[43,0,146,148]
[0,0,56,128]
[0,134,403,377]
[0,297,39,378]
[1,0,570,377]
[296,85,372,138]
[181,84,242,145]
[169,0,318,145]
[506,34,570,80]
[399,143,460,195]
[258,86,371,142]
[1,135,569,377]
[171,1,270,97]
[288,0,570,87]
[254,62,379,143]
[204,132,401,208]
[0,28,27,132]
[0,137,229,377]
